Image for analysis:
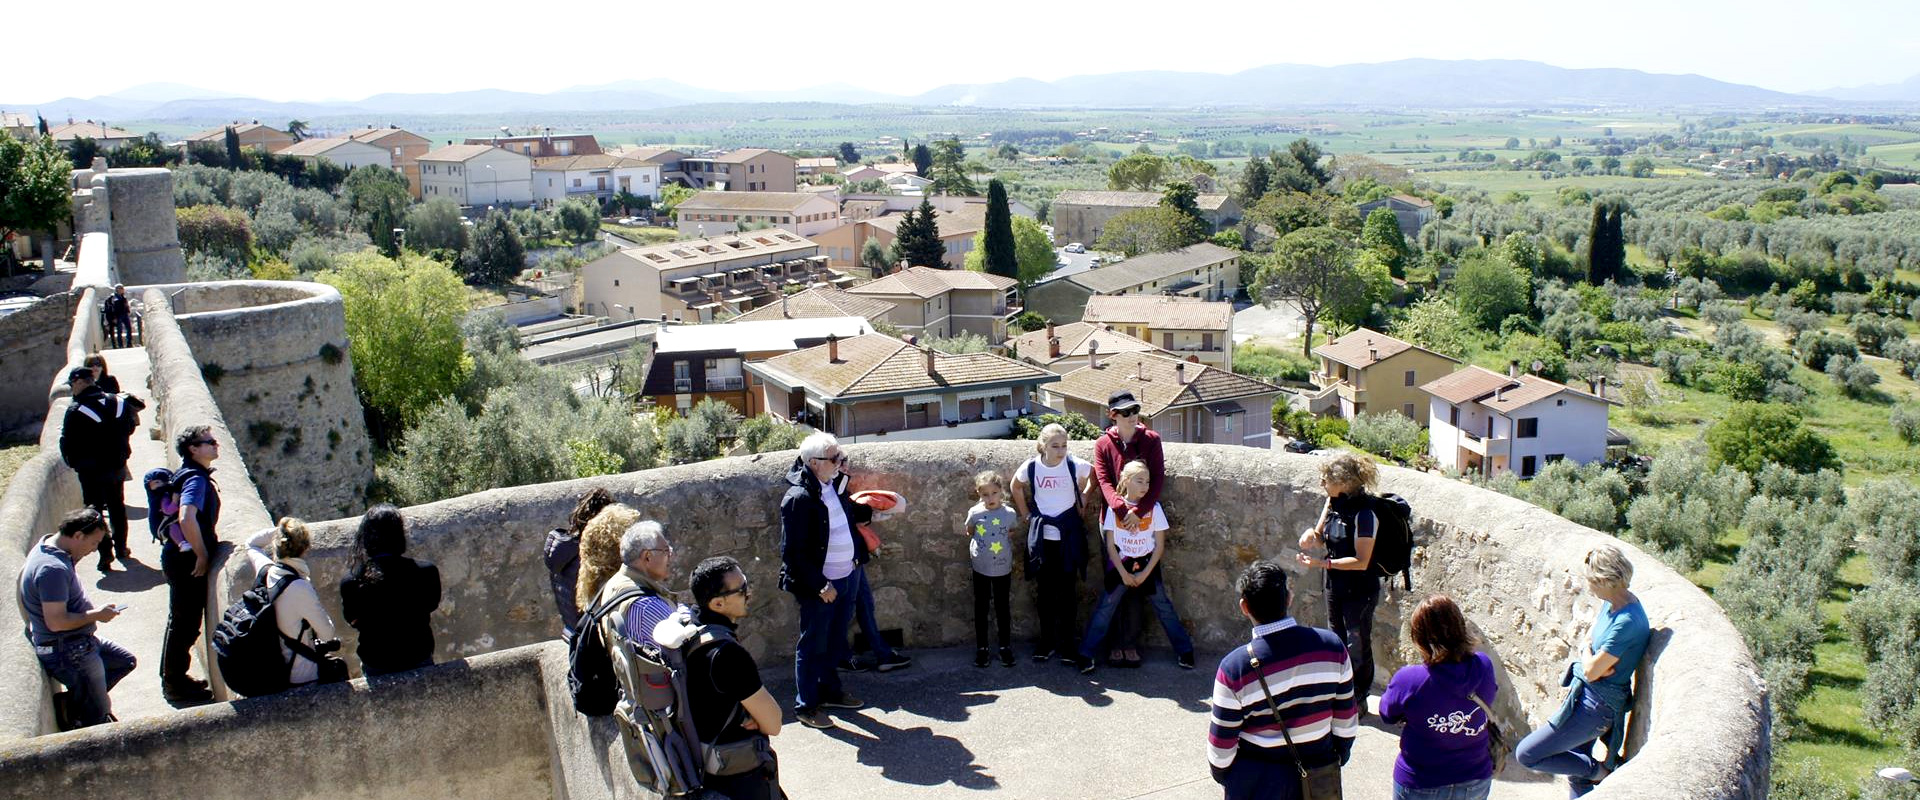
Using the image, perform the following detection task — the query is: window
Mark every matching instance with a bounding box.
[1517,418,1539,438]
[1403,403,1416,419]
[1222,413,1235,434]
[1404,369,1417,387]
[1520,455,1537,477]
[572,178,581,187]
[1449,406,1459,426]
[1545,454,1565,464]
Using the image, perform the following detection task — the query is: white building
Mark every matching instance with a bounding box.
[675,191,842,238]
[531,154,662,206]
[418,144,534,208]
[276,137,394,171]
[1420,365,1616,478]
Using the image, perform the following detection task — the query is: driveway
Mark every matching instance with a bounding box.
[1233,299,1306,345]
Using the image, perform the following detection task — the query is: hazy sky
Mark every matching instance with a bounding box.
[9,0,1918,103]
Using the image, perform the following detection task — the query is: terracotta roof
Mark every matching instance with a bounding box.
[1053,190,1233,212]
[46,121,138,141]
[185,123,287,141]
[706,148,789,164]
[1009,321,1158,365]
[656,316,873,355]
[1313,328,1457,368]
[678,190,829,212]
[872,163,918,174]
[796,157,838,168]
[532,154,655,171]
[1420,365,1612,412]
[847,266,1014,299]
[729,287,895,323]
[1081,295,1232,331]
[1390,194,1433,208]
[1049,351,1282,417]
[343,127,428,145]
[751,334,1053,399]
[1066,243,1239,294]
[1,112,34,130]
[862,203,988,238]
[419,144,516,163]
[277,137,377,158]
[621,146,686,164]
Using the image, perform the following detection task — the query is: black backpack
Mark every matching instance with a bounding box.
[1366,493,1416,589]
[212,564,303,698]
[569,586,646,716]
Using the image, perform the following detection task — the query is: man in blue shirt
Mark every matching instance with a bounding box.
[18,509,134,728]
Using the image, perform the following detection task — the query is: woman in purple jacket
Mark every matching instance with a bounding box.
[1379,595,1498,800]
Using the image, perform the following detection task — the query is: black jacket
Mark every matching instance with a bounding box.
[102,293,131,321]
[340,554,442,673]
[778,457,872,597]
[59,385,135,473]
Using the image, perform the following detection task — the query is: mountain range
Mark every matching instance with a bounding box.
[9,60,1916,123]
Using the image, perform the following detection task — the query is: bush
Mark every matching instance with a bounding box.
[1345,411,1426,461]
[1887,338,1920,378]
[1850,313,1908,355]
[1513,460,1631,532]
[1450,255,1532,329]
[1794,329,1858,371]
[737,413,806,454]
[1846,583,1920,751]
[176,204,254,260]
[1702,299,1745,329]
[1013,412,1103,440]
[1234,343,1314,383]
[1825,354,1881,398]
[1773,305,1827,340]
[1706,402,1840,475]
[1009,311,1048,335]
[1625,442,1751,570]
[1894,403,1920,446]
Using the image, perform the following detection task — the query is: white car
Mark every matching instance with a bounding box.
[1064,243,1086,254]
[1089,256,1104,267]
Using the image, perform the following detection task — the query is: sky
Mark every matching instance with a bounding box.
[8,0,1919,103]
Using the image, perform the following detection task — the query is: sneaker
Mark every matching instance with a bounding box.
[1032,649,1056,664]
[97,559,116,573]
[1077,657,1097,675]
[819,693,865,710]
[1177,652,1196,670]
[796,708,836,729]
[162,682,213,705]
[999,647,1016,667]
[837,655,872,673]
[873,652,912,672]
[975,648,991,668]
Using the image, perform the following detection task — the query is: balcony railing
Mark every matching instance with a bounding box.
[706,375,745,391]
[673,378,692,392]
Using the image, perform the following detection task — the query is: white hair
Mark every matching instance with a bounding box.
[1584,544,1633,591]
[798,431,840,461]
[620,520,668,565]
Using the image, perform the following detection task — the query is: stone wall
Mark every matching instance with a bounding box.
[165,281,373,521]
[203,441,1766,800]
[103,168,185,285]
[0,422,85,739]
[0,292,77,433]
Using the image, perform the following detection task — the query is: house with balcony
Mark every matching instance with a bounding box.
[746,333,1057,443]
[277,137,393,171]
[532,154,661,206]
[1077,294,1235,371]
[345,127,432,198]
[1009,320,1159,374]
[578,230,853,324]
[1309,328,1461,422]
[727,287,895,325]
[1043,351,1285,449]
[1420,364,1616,478]
[846,266,1018,343]
[184,122,294,153]
[1023,242,1242,323]
[677,149,798,192]
[676,191,841,238]
[642,316,875,415]
[418,144,533,207]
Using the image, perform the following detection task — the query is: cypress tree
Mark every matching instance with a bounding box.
[980,179,1018,281]
[223,126,243,169]
[1587,197,1628,285]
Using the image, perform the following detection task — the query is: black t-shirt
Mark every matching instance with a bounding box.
[686,614,762,745]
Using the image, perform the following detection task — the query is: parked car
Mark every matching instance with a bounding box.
[1064,243,1086,254]
[1089,256,1104,267]
[1282,439,1316,454]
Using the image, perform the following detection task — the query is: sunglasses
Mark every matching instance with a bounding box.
[811,452,848,467]
[193,439,219,447]
[717,579,753,599]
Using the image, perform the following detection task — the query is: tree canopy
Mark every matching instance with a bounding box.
[967,215,1053,289]
[1256,226,1364,360]
[1706,402,1840,475]
[978,179,1018,281]
[318,251,471,443]
[893,198,945,268]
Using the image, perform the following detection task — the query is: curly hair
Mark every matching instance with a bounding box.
[575,503,642,610]
[1318,452,1379,493]
[566,488,616,537]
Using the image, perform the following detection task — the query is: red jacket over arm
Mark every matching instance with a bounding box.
[1093,426,1165,514]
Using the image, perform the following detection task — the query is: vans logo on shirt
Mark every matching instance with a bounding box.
[1037,476,1068,490]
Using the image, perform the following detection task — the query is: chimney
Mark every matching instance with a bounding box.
[924,346,937,376]
[780,294,790,318]
[1175,362,1188,384]
[1134,359,1149,382]
[1508,360,1519,378]
[1088,339,1101,370]
[827,334,840,363]
[1045,319,1055,340]
[1048,336,1061,359]
[1598,375,1609,397]
[1495,385,1506,403]
[659,313,668,323]
[1369,347,1379,362]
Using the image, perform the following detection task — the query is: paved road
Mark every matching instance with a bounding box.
[768,646,1563,800]
[1233,299,1307,346]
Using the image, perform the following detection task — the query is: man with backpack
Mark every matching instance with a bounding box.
[59,367,138,572]
[661,556,785,800]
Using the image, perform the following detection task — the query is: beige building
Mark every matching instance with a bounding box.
[346,127,432,198]
[795,157,840,176]
[418,144,534,207]
[1051,189,1240,247]
[846,266,1018,343]
[185,122,294,153]
[728,287,895,325]
[745,333,1057,443]
[276,137,393,171]
[46,121,140,150]
[1309,328,1462,422]
[578,231,851,323]
[1023,242,1242,323]
[465,134,603,158]
[676,191,840,237]
[1044,350,1284,449]
[1008,320,1159,374]
[1079,295,1236,371]
[678,149,798,192]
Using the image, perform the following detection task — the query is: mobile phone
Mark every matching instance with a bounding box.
[107,603,130,613]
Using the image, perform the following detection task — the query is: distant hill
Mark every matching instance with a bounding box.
[1812,73,1920,102]
[1,59,1865,123]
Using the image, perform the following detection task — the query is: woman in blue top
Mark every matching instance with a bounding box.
[1296,453,1383,705]
[1516,544,1650,797]
[1380,594,1498,800]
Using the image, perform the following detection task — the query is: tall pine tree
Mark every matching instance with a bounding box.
[895,198,945,269]
[1586,197,1628,285]
[979,179,1018,281]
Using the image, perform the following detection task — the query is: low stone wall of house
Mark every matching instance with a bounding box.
[0,292,78,433]
[161,281,373,521]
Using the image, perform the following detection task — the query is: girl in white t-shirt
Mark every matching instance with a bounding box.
[1010,423,1094,662]
[1076,460,1194,673]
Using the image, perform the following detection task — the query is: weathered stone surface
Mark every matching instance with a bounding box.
[0,291,78,432]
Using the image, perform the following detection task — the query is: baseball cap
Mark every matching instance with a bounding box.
[1107,390,1141,414]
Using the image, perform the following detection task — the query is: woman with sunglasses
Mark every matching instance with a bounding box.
[159,425,221,704]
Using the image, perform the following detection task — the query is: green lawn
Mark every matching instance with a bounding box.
[0,440,37,489]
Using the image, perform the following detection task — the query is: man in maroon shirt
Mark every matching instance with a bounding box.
[1093,390,1164,530]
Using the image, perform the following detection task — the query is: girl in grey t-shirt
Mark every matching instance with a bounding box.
[963,471,1020,667]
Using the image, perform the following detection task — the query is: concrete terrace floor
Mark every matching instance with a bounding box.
[766,647,1564,800]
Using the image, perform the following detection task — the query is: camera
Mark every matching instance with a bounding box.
[314,638,342,654]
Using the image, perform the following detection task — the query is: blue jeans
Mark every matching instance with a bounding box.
[848,564,895,660]
[793,574,856,710]
[1516,686,1614,798]
[37,635,137,727]
[1078,576,1192,660]
[1394,778,1492,800]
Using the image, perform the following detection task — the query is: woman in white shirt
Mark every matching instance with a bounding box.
[244,518,344,687]
[1010,423,1095,663]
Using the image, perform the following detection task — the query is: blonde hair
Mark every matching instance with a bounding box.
[1318,453,1379,493]
[272,517,310,561]
[1034,423,1069,454]
[1584,544,1634,592]
[575,503,642,609]
[974,470,1005,493]
[1119,460,1152,494]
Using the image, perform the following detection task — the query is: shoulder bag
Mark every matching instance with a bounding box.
[1466,691,1508,775]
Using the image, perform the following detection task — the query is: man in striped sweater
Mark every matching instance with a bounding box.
[1208,560,1359,799]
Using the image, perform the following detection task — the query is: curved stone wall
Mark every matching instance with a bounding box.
[215,441,1765,799]
[103,168,184,285]
[161,280,374,521]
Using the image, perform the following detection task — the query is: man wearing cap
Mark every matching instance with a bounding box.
[1083,389,1172,670]
[59,367,139,571]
